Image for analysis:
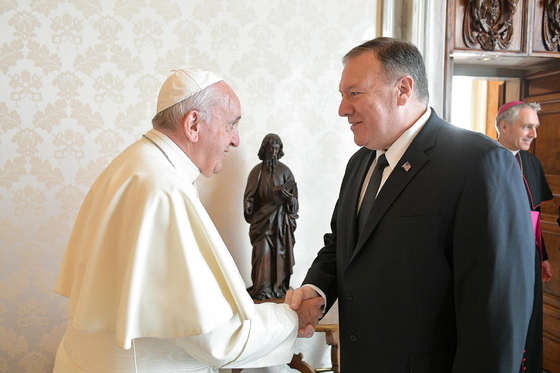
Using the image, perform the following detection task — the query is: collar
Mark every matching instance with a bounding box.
[144,128,201,184]
[381,107,431,169]
[497,140,520,157]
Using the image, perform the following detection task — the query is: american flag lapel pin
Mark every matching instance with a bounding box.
[402,162,411,172]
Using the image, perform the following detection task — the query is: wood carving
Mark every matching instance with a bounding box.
[463,0,520,50]
[544,0,560,51]
[288,353,314,373]
[244,133,298,300]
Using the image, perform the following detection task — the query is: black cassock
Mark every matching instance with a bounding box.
[518,150,553,259]
[517,150,553,373]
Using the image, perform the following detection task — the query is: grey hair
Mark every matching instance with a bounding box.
[342,37,430,104]
[495,102,541,135]
[152,82,222,131]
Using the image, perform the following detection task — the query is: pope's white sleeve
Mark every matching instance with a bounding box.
[170,302,298,369]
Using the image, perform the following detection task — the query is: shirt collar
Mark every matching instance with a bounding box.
[496,140,520,157]
[382,107,431,168]
[144,128,201,184]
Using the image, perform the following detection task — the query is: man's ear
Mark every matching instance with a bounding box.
[183,110,200,143]
[396,76,414,106]
[499,120,509,134]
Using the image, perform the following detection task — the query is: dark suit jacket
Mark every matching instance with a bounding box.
[304,111,535,373]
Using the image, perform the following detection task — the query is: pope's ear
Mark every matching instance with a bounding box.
[183,110,200,142]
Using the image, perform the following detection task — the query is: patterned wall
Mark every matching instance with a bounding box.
[0,0,379,371]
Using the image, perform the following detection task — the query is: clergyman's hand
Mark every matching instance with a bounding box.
[285,287,324,338]
[543,260,553,282]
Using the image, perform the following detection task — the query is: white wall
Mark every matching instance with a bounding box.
[0,1,379,371]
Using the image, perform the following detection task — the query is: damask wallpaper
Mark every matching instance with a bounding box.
[0,0,379,371]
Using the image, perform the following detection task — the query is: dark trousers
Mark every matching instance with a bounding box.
[523,249,543,373]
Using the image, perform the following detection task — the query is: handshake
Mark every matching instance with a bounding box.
[285,287,325,338]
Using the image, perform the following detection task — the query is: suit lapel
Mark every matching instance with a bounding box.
[345,149,375,261]
[348,111,442,264]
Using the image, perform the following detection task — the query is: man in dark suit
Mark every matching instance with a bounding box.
[287,37,535,372]
[496,101,554,373]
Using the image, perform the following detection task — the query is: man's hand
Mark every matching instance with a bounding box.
[543,260,553,282]
[286,286,320,309]
[285,287,324,338]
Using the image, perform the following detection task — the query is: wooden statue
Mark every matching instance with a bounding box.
[244,134,299,300]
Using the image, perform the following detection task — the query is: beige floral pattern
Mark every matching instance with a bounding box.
[51,13,83,47]
[0,0,381,371]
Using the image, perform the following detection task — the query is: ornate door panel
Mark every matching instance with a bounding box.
[534,0,560,54]
[454,0,527,53]
[451,0,560,55]
[524,68,560,373]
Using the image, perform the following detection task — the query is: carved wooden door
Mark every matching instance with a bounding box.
[523,67,560,372]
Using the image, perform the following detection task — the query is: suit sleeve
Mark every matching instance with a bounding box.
[451,146,534,373]
[302,150,367,311]
[302,199,340,311]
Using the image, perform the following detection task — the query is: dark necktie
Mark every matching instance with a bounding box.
[358,153,388,236]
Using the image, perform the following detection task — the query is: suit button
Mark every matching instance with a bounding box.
[346,293,353,300]
[350,334,357,342]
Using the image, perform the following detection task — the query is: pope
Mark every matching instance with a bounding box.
[53,68,324,373]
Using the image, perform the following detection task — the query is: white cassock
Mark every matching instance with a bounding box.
[53,129,298,373]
